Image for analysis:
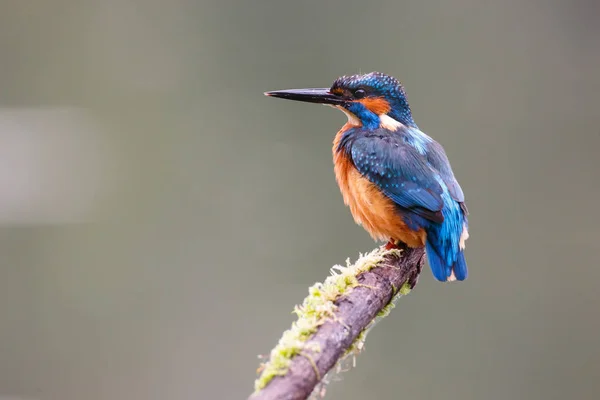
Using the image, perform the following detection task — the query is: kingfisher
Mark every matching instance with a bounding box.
[265,72,469,282]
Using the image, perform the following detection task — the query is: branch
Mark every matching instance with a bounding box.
[249,243,425,400]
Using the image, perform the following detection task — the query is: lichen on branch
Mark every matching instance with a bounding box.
[251,245,424,400]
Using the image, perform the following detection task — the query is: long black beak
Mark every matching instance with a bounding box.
[264,88,344,105]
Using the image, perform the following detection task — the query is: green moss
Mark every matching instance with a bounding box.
[399,282,412,295]
[377,301,396,318]
[253,247,407,392]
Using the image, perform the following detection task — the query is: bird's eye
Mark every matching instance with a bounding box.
[354,89,366,99]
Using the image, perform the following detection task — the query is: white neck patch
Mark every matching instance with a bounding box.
[329,106,405,130]
[332,105,361,126]
[379,114,404,131]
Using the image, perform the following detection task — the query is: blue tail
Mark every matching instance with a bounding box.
[426,239,468,282]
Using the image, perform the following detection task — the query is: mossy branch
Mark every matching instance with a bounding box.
[249,243,425,400]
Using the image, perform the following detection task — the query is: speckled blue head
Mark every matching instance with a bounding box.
[330,72,416,129]
[265,72,417,130]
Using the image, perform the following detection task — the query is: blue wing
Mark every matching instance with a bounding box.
[347,130,445,223]
[424,140,465,203]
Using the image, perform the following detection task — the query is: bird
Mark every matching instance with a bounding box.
[265,72,469,282]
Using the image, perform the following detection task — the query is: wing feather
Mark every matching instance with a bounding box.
[349,132,445,223]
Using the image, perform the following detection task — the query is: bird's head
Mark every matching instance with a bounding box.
[265,72,416,130]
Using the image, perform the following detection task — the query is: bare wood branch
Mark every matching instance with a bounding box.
[249,243,425,400]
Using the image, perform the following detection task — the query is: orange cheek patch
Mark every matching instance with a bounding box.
[358,98,391,115]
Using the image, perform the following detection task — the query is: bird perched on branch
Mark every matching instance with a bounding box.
[265,72,469,282]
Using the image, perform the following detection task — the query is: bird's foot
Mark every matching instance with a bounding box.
[385,240,399,250]
[384,239,410,251]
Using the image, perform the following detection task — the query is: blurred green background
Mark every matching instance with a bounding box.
[1,1,599,399]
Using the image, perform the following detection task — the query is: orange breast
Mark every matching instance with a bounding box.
[332,125,426,247]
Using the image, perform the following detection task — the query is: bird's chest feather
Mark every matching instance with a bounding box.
[332,125,426,246]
